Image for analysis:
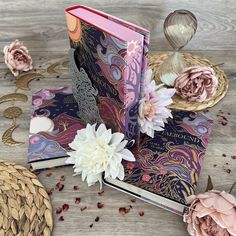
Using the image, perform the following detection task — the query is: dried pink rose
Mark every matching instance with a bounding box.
[174,66,218,102]
[3,39,33,77]
[183,190,236,236]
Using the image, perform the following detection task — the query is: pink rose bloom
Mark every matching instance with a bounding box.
[183,190,236,236]
[174,66,218,102]
[142,174,151,182]
[3,39,33,77]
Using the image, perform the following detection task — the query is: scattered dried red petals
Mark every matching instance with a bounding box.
[56,207,62,214]
[62,204,69,212]
[217,115,228,126]
[47,188,54,196]
[95,216,100,222]
[55,182,64,191]
[139,211,144,216]
[46,172,52,177]
[98,191,104,196]
[75,197,81,204]
[119,207,131,216]
[130,198,136,203]
[89,223,93,228]
[58,216,64,221]
[73,185,79,190]
[80,206,87,212]
[97,202,104,209]
[60,175,66,181]
[231,156,236,160]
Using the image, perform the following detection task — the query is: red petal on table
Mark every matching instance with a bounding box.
[55,182,64,191]
[119,207,130,216]
[139,211,144,216]
[75,197,81,204]
[58,216,64,221]
[98,191,104,196]
[47,188,54,196]
[97,202,104,209]
[80,206,87,211]
[231,156,236,160]
[62,204,69,212]
[60,175,66,181]
[73,185,79,190]
[56,207,62,214]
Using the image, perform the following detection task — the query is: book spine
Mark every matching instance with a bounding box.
[124,37,144,141]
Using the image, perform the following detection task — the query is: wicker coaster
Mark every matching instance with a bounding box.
[0,160,53,236]
[149,52,228,111]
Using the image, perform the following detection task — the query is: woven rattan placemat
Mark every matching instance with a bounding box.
[149,52,228,111]
[0,160,53,236]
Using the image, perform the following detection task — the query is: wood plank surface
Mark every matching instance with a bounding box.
[0,1,236,235]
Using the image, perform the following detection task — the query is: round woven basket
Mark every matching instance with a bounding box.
[0,160,53,236]
[149,52,228,111]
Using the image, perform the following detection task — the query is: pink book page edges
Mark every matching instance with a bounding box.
[67,7,144,42]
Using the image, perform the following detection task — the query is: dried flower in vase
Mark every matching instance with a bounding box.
[174,66,218,102]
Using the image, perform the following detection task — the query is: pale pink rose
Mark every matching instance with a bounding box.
[142,174,151,182]
[174,66,218,102]
[183,190,236,236]
[3,39,33,77]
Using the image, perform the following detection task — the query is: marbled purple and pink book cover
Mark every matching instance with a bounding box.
[28,87,85,166]
[66,6,150,141]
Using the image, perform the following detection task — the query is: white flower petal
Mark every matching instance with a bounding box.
[65,155,75,164]
[120,149,135,162]
[110,132,124,146]
[96,123,107,136]
[115,140,128,152]
[98,128,112,144]
[117,165,125,180]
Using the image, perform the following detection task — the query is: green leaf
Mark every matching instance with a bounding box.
[205,175,214,192]
[229,181,236,194]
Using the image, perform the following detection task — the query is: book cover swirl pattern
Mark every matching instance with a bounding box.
[123,111,213,205]
[66,11,145,140]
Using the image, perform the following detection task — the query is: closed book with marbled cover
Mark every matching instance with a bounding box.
[28,87,86,170]
[104,111,213,215]
[66,5,150,141]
